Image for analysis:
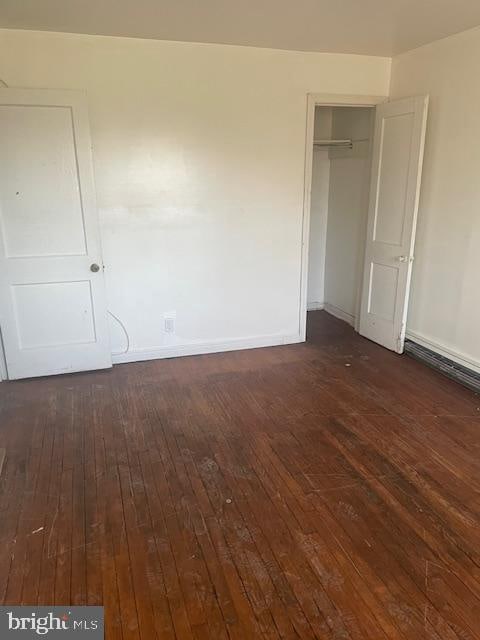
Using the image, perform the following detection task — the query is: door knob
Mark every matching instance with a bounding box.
[396,256,414,263]
[90,263,100,272]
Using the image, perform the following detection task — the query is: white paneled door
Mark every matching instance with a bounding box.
[0,89,111,379]
[359,95,429,353]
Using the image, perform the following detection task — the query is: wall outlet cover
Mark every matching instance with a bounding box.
[164,316,175,334]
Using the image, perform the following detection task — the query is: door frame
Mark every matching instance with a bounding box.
[299,92,388,341]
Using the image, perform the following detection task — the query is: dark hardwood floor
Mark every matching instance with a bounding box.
[1,310,480,639]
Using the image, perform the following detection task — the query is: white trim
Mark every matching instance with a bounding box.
[112,333,302,365]
[307,302,325,311]
[324,303,356,327]
[0,321,7,380]
[0,346,7,381]
[406,330,480,375]
[299,92,388,343]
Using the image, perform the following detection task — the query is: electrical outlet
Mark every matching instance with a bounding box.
[163,311,176,334]
[164,317,175,333]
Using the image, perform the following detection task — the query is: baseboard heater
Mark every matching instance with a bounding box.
[404,340,480,393]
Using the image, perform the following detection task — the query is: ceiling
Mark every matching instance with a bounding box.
[1,0,480,57]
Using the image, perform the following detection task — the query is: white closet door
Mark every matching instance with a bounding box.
[359,95,428,353]
[0,89,112,379]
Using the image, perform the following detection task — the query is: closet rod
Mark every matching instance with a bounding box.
[313,139,351,147]
[313,138,369,148]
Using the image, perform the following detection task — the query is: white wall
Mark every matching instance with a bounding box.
[0,29,390,364]
[390,26,480,372]
[307,107,332,309]
[324,107,373,324]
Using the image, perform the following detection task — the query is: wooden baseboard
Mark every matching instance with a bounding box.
[324,303,356,327]
[307,302,325,311]
[405,339,480,392]
[112,333,302,365]
[406,330,480,375]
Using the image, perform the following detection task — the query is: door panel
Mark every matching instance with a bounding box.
[12,281,96,349]
[0,105,87,257]
[368,263,398,322]
[359,96,428,353]
[0,89,112,379]
[373,113,413,245]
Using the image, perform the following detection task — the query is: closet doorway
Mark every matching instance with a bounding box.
[302,94,428,353]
